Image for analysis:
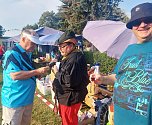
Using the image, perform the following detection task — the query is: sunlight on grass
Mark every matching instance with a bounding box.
[32,96,61,125]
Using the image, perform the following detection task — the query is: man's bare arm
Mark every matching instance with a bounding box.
[94,74,116,86]
[10,66,50,80]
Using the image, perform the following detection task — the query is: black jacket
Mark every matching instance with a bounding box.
[53,51,89,106]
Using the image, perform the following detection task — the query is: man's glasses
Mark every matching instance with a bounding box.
[132,17,152,27]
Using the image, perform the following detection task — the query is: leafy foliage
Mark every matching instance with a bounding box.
[38,11,60,29]
[21,0,129,34]
[0,25,5,37]
[58,0,129,34]
[84,51,94,64]
[23,23,39,30]
[84,51,117,74]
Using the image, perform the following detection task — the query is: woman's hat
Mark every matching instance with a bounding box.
[126,3,152,29]
[56,30,77,45]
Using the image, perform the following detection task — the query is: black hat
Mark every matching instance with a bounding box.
[126,3,152,29]
[56,30,76,45]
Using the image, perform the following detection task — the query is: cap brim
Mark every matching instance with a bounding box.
[29,37,41,44]
[22,33,40,44]
[126,16,152,29]
[57,38,77,45]
[126,21,133,29]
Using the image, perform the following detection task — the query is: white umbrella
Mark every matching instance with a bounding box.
[83,20,138,59]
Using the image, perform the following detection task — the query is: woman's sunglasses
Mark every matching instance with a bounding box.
[132,17,152,27]
[58,42,72,48]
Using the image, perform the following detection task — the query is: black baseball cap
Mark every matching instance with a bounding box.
[126,3,152,29]
[55,30,77,45]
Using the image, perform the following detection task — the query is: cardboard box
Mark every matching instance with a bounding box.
[36,78,52,95]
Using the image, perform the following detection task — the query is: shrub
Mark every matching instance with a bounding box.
[84,51,117,74]
[84,51,94,64]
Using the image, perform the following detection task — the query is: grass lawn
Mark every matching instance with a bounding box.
[32,93,61,125]
[0,66,61,125]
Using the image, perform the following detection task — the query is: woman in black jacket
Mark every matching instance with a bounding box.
[52,30,89,125]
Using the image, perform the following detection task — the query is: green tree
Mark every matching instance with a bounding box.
[38,11,60,29]
[23,23,39,30]
[0,25,5,37]
[58,0,128,34]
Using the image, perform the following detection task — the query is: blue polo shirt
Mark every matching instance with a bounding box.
[1,43,36,108]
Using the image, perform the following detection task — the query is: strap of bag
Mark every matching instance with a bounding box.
[12,46,35,70]
[53,95,59,114]
[3,46,36,82]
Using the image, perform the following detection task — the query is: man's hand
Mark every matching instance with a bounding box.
[10,66,50,80]
[36,66,50,74]
[51,65,58,74]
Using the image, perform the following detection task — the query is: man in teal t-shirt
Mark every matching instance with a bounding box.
[113,42,152,125]
[93,2,152,125]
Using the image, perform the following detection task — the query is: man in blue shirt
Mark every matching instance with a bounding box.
[1,29,49,125]
[93,2,152,125]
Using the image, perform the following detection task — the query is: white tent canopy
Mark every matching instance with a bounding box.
[39,32,63,45]
[6,27,63,45]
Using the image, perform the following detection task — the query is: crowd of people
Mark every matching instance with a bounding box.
[1,2,152,125]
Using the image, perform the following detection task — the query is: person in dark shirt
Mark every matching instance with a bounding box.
[52,30,89,125]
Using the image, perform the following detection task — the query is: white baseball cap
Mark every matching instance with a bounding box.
[22,32,41,44]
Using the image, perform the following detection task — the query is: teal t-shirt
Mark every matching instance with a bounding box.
[1,43,36,108]
[113,41,152,125]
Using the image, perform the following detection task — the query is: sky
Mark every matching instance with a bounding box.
[0,0,151,37]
